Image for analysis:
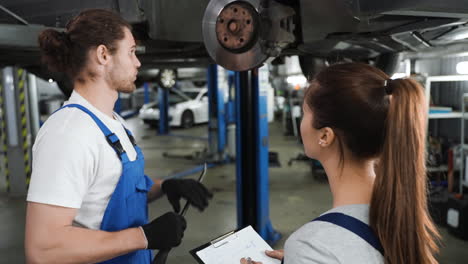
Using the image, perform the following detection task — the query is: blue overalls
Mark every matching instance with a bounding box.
[312,213,384,256]
[59,104,154,263]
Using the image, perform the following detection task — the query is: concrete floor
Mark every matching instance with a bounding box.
[1,117,468,263]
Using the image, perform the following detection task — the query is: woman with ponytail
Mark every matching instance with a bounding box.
[241,62,440,264]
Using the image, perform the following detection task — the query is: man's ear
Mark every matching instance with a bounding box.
[318,127,336,147]
[95,44,110,65]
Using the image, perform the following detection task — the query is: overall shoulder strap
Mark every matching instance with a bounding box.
[313,212,384,256]
[58,104,129,161]
[123,127,137,147]
[112,113,137,147]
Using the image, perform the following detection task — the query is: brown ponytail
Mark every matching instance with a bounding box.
[37,9,131,82]
[307,63,440,264]
[371,78,440,264]
[38,29,71,73]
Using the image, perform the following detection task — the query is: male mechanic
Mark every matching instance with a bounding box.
[25,9,212,264]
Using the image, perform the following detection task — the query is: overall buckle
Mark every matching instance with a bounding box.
[106,133,126,158]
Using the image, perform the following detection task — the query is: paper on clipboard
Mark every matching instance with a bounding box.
[194,226,281,264]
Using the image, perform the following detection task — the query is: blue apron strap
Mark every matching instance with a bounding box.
[123,127,137,147]
[59,104,129,162]
[112,113,137,148]
[312,212,384,256]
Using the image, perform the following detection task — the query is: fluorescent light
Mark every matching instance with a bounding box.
[48,79,54,83]
[456,61,468,74]
[391,73,407,79]
[452,32,468,41]
[286,75,307,86]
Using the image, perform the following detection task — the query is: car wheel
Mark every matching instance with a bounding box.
[181,110,194,128]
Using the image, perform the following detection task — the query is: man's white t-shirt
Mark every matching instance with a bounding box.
[27,90,138,230]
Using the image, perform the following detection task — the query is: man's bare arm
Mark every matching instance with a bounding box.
[147,179,164,203]
[25,202,147,264]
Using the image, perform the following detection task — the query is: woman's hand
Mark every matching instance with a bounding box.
[239,249,285,264]
[265,249,284,260]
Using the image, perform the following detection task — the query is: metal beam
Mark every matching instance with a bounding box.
[405,42,468,59]
[0,0,118,26]
[0,23,51,49]
[358,0,468,17]
[0,4,28,25]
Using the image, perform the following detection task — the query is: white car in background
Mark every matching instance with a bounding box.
[139,88,208,128]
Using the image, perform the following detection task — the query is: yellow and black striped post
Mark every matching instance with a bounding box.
[1,67,30,196]
[0,75,10,193]
[16,68,31,189]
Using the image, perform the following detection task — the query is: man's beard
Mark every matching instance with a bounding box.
[108,69,136,93]
[116,80,136,93]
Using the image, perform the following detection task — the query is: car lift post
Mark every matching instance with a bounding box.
[114,93,121,115]
[235,67,281,244]
[143,82,151,104]
[207,64,227,161]
[158,86,169,135]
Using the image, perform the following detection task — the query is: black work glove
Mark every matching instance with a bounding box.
[161,178,213,213]
[142,212,187,250]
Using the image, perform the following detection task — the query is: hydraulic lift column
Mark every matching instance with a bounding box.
[235,68,280,243]
[158,86,169,135]
[207,64,227,161]
[156,69,177,135]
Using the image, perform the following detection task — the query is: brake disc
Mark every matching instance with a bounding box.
[203,0,268,71]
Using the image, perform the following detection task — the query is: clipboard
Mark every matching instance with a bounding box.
[189,226,280,264]
[190,228,240,264]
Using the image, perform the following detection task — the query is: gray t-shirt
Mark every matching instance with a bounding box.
[284,204,384,264]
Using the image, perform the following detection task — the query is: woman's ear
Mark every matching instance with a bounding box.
[318,127,335,147]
